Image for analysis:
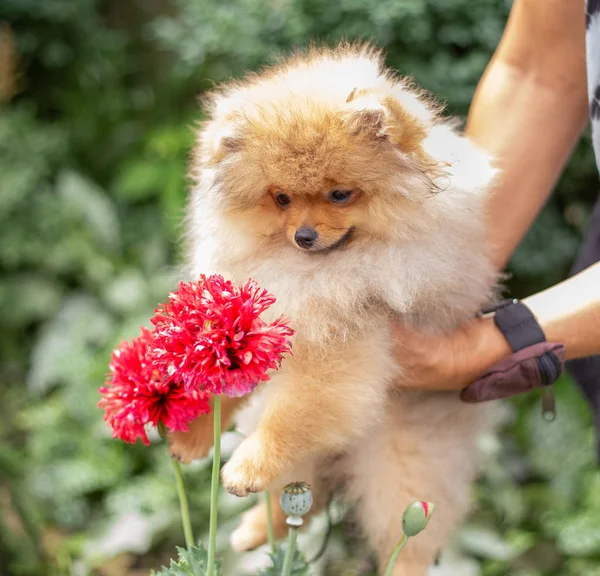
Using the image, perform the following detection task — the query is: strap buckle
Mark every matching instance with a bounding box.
[478,298,518,320]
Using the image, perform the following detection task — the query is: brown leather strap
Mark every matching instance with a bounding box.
[460,342,565,403]
[462,300,564,419]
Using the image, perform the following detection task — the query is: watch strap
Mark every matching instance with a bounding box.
[480,299,546,353]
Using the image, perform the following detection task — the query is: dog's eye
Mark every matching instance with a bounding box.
[329,189,352,204]
[275,193,291,207]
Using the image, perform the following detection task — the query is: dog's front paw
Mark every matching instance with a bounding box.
[168,414,216,464]
[221,435,278,497]
[168,433,202,464]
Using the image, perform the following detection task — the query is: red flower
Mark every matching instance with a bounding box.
[151,275,294,397]
[99,327,211,445]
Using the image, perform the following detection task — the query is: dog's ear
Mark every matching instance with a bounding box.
[344,87,431,153]
[343,89,388,140]
[200,119,242,164]
[198,91,247,164]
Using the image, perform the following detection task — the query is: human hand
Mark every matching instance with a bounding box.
[392,316,511,391]
[393,262,600,392]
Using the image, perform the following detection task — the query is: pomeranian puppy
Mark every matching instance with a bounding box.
[170,44,497,575]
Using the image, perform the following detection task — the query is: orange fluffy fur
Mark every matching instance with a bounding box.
[170,44,498,575]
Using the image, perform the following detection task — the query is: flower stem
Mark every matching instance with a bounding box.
[384,534,409,576]
[265,490,276,553]
[170,457,194,550]
[207,394,222,576]
[281,526,298,576]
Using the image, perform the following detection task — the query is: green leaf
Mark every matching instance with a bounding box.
[557,513,600,557]
[57,169,121,253]
[524,377,595,503]
[511,204,579,282]
[151,544,222,576]
[0,274,63,327]
[102,269,151,314]
[83,510,172,561]
[458,525,517,561]
[257,544,310,576]
[581,470,600,512]
[565,558,600,576]
[114,160,165,201]
[27,294,113,394]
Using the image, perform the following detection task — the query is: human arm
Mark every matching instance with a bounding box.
[466,0,588,269]
[393,0,595,390]
[395,261,600,391]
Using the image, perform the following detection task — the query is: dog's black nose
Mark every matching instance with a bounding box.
[294,227,318,248]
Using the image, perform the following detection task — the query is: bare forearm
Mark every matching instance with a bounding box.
[466,0,588,269]
[525,261,600,359]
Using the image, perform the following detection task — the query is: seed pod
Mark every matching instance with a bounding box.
[280,482,313,527]
[402,501,435,537]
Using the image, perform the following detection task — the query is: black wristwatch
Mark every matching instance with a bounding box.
[474,299,563,420]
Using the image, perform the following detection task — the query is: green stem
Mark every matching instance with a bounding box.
[281,526,298,576]
[170,457,194,550]
[265,490,276,553]
[207,394,222,576]
[384,534,409,576]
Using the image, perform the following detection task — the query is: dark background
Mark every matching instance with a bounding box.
[1,0,599,574]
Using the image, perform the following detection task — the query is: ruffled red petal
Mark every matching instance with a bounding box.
[151,276,293,397]
[99,327,211,444]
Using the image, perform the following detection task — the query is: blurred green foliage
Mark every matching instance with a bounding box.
[1,0,599,574]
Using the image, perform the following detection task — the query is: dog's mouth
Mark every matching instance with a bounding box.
[310,227,354,254]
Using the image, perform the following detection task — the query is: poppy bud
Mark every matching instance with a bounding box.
[402,501,435,537]
[280,482,313,527]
